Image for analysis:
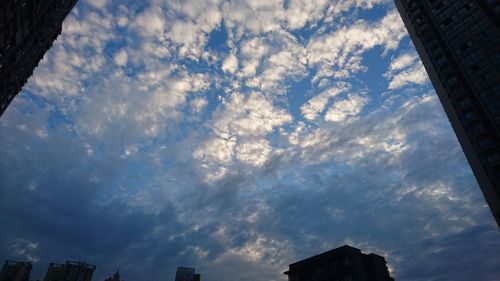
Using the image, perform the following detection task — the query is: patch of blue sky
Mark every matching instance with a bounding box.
[356,2,392,22]
[286,74,314,121]
[288,22,322,45]
[359,46,396,104]
[103,39,127,59]
[205,20,230,54]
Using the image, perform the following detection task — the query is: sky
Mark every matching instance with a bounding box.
[1,0,500,280]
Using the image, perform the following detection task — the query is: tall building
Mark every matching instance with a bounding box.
[394,0,500,226]
[284,245,394,281]
[0,0,79,117]
[0,260,32,281]
[174,267,200,281]
[43,261,95,281]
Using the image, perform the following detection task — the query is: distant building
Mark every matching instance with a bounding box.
[175,267,200,281]
[0,260,32,281]
[0,0,79,117]
[284,245,394,281]
[104,270,120,281]
[394,0,500,226]
[43,261,95,281]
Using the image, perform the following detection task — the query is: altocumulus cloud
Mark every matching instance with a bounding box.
[1,0,499,281]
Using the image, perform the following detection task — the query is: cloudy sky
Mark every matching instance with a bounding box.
[1,0,499,280]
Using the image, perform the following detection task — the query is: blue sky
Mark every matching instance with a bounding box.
[1,0,499,280]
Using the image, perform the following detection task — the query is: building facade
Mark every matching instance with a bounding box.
[0,260,32,281]
[43,261,95,281]
[394,0,500,226]
[175,267,200,281]
[0,0,79,117]
[284,245,394,281]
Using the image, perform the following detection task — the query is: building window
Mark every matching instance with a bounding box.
[437,56,448,65]
[458,98,472,109]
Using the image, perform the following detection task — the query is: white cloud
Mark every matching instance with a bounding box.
[159,0,222,59]
[222,52,239,73]
[212,92,292,138]
[307,9,407,83]
[239,31,308,94]
[238,37,270,78]
[191,97,209,113]
[324,93,369,122]
[167,0,222,33]
[222,0,284,37]
[387,62,428,90]
[193,136,236,180]
[167,20,209,58]
[284,0,329,29]
[300,82,350,120]
[114,49,128,66]
[387,53,418,73]
[254,45,308,93]
[194,136,236,166]
[194,91,292,180]
[385,53,429,90]
[88,0,108,9]
[116,16,129,27]
[132,7,166,38]
[235,139,272,167]
[326,0,390,21]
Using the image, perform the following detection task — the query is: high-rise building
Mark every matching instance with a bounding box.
[0,260,32,281]
[284,245,394,281]
[394,0,500,226]
[174,267,200,281]
[43,261,95,281]
[0,0,79,117]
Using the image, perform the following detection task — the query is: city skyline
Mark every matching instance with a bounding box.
[1,247,389,281]
[1,0,499,281]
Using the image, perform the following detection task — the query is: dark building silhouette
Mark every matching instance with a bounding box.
[394,0,500,226]
[0,260,32,281]
[0,0,79,117]
[103,270,120,281]
[43,261,95,281]
[175,267,200,281]
[284,245,394,281]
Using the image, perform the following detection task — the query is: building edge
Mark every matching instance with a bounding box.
[394,0,500,228]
